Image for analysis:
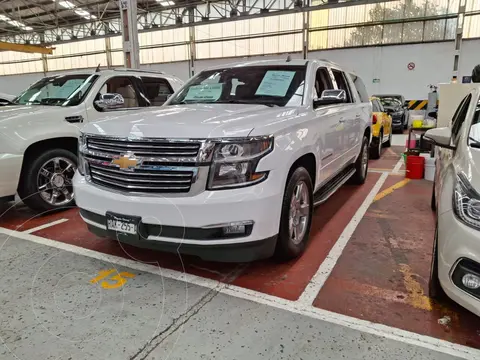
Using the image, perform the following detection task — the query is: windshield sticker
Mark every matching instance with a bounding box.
[255,71,295,97]
[184,84,223,101]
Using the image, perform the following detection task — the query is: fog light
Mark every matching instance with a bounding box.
[462,274,480,289]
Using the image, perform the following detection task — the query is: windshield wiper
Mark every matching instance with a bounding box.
[215,100,277,107]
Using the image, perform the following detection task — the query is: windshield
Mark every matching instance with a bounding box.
[377,97,402,107]
[14,74,98,106]
[168,65,306,107]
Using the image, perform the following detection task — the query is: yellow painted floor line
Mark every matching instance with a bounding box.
[373,178,411,203]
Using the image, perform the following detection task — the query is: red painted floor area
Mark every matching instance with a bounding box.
[369,146,404,171]
[314,177,480,349]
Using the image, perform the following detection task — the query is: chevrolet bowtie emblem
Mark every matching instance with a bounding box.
[112,155,138,170]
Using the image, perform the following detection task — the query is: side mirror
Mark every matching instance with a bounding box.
[314,89,346,107]
[95,93,125,110]
[424,127,455,150]
[428,111,438,119]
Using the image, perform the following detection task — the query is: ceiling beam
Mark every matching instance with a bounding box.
[0,40,54,54]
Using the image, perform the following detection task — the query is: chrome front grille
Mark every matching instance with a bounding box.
[82,135,203,194]
[86,137,201,158]
[88,164,194,193]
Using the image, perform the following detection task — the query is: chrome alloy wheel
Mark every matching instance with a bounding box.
[37,157,76,206]
[289,181,310,245]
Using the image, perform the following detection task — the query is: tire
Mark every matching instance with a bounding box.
[349,135,369,185]
[18,148,77,212]
[384,131,392,148]
[275,167,313,260]
[429,223,445,299]
[370,131,382,160]
[431,182,436,212]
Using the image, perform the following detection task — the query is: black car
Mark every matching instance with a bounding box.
[372,94,409,132]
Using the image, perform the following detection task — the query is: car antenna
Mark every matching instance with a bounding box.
[286,55,292,62]
[95,63,101,72]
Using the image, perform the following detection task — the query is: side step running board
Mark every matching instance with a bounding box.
[313,167,356,207]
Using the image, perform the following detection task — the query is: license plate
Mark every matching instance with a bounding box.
[106,212,140,236]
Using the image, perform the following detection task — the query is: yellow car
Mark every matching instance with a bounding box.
[370,96,393,159]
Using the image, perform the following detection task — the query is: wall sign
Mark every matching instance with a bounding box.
[407,62,415,71]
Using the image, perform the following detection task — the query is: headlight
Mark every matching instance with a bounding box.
[77,133,87,175]
[207,137,273,190]
[453,174,480,229]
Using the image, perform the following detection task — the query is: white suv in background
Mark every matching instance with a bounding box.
[0,69,183,211]
[74,59,372,262]
[426,86,480,317]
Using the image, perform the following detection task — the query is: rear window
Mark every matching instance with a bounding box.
[348,73,369,103]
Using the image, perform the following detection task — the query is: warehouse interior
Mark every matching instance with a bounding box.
[0,0,480,359]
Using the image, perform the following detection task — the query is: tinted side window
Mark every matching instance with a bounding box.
[332,69,352,103]
[451,94,472,142]
[140,77,174,106]
[349,73,369,103]
[314,67,334,99]
[96,76,141,109]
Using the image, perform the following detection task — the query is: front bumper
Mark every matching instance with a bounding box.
[437,209,480,317]
[73,172,283,262]
[0,153,23,200]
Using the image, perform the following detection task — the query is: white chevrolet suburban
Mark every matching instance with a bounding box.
[74,59,372,262]
[0,69,183,211]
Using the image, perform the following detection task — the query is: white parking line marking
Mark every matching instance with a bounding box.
[0,225,478,359]
[392,157,404,174]
[22,218,69,234]
[297,172,388,305]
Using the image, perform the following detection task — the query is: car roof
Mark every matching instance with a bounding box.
[45,68,180,80]
[201,58,353,73]
[373,94,404,98]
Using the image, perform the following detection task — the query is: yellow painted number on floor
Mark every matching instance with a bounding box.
[89,269,135,289]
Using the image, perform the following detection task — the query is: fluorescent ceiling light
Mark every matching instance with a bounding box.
[58,1,75,9]
[0,15,32,31]
[156,0,175,6]
[54,1,97,21]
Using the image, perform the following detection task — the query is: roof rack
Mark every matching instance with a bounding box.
[112,68,165,74]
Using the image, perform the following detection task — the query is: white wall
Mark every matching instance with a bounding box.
[0,39,478,100]
[310,39,479,99]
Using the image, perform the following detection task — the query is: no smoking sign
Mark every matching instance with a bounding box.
[407,62,415,71]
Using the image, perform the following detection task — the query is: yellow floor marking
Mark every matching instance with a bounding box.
[90,269,135,289]
[373,178,411,203]
[399,264,433,311]
[398,264,460,321]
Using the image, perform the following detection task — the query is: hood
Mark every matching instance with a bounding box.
[0,105,65,128]
[384,105,402,112]
[83,104,300,139]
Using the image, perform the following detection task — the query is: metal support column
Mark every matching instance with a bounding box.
[119,0,140,69]
[105,37,113,69]
[302,1,309,59]
[188,7,196,77]
[40,33,48,76]
[452,0,466,82]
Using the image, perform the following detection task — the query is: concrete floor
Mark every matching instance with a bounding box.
[0,234,465,360]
